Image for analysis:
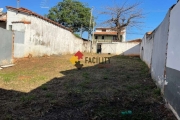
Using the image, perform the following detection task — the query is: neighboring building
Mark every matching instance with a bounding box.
[0,13,7,29]
[127,39,142,43]
[140,31,153,67]
[4,7,71,32]
[0,6,86,58]
[93,27,126,43]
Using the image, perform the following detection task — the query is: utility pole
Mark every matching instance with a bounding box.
[0,8,3,15]
[92,22,95,44]
[91,22,95,53]
[88,7,93,53]
[88,7,93,41]
[17,0,20,8]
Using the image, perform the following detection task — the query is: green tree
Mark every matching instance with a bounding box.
[47,0,94,33]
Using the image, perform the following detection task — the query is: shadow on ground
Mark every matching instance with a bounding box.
[0,55,176,120]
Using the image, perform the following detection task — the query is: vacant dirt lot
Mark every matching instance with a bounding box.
[0,53,176,120]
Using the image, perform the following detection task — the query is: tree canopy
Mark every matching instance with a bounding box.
[47,0,94,33]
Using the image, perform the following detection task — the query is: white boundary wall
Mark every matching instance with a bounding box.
[140,2,180,118]
[100,42,140,56]
[7,9,84,58]
[140,34,154,67]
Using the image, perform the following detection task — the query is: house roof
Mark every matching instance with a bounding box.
[94,32,124,35]
[96,28,113,30]
[127,39,142,43]
[96,27,126,30]
[146,31,152,35]
[6,6,72,32]
[0,19,6,22]
[0,13,7,22]
[12,21,31,24]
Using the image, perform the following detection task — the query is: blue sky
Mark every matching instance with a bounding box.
[0,0,177,40]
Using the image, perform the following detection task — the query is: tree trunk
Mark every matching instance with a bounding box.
[117,29,122,42]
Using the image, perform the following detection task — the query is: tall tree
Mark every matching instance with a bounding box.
[47,0,94,33]
[101,1,144,41]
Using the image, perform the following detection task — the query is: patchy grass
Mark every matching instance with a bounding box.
[0,53,176,120]
[20,95,36,102]
[40,84,48,91]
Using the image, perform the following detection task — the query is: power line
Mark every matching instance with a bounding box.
[40,0,49,8]
[17,0,20,8]
[126,32,144,35]
[88,7,93,41]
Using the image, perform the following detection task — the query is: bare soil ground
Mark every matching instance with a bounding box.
[0,53,176,120]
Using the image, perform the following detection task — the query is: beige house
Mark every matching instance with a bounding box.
[93,27,126,43]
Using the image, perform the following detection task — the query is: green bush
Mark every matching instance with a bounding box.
[74,33,81,38]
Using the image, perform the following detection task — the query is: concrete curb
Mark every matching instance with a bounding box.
[1,64,15,68]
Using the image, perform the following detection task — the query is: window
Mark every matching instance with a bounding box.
[102,29,106,32]
[102,36,104,39]
[120,35,123,41]
[113,36,117,40]
[95,36,98,39]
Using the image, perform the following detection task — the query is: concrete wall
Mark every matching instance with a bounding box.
[140,34,154,67]
[165,2,180,118]
[82,41,91,53]
[151,11,170,89]
[12,23,25,32]
[116,42,140,56]
[6,9,85,57]
[100,42,140,56]
[140,2,180,118]
[14,31,25,58]
[140,37,144,60]
[101,43,117,54]
[0,28,13,65]
[91,43,97,53]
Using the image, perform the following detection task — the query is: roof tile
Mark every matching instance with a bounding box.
[6,6,72,32]
[94,32,124,35]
